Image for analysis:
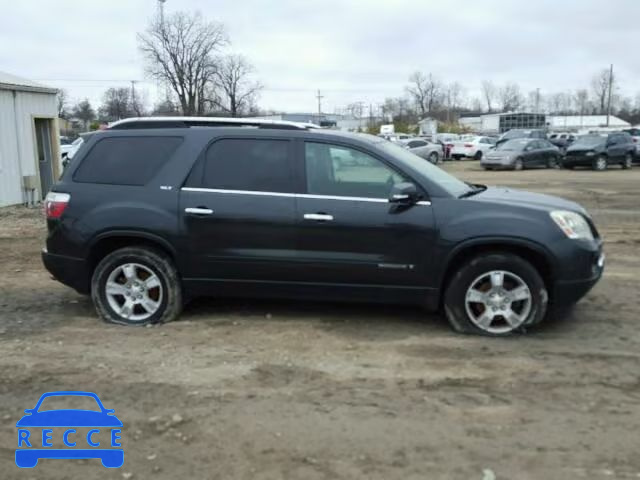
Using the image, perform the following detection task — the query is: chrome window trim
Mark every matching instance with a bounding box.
[181,187,431,206]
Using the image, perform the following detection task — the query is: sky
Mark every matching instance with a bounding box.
[1,0,638,114]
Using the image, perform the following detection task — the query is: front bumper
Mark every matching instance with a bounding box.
[481,157,514,169]
[552,248,604,307]
[42,249,90,294]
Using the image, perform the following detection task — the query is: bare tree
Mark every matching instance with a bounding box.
[406,71,441,116]
[591,68,614,114]
[99,87,131,121]
[152,98,180,116]
[57,89,69,118]
[498,83,523,112]
[207,54,263,117]
[481,80,496,113]
[73,99,96,131]
[345,102,365,119]
[130,84,147,117]
[138,11,229,115]
[574,89,590,115]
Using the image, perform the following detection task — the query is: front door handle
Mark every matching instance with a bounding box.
[185,207,214,215]
[304,213,333,221]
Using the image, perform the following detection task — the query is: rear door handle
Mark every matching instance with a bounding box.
[185,207,214,215]
[304,213,333,221]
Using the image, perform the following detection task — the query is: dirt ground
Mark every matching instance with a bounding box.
[1,162,640,480]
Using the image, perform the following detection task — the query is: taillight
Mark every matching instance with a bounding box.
[633,138,638,143]
[44,192,70,219]
[464,144,473,148]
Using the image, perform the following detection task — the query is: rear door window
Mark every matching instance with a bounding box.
[74,136,182,185]
[200,138,293,193]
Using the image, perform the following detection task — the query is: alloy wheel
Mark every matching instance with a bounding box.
[464,270,532,334]
[105,263,163,322]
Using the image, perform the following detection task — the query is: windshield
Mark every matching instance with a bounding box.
[376,140,471,197]
[495,139,529,151]
[501,130,529,140]
[37,395,102,412]
[571,135,605,148]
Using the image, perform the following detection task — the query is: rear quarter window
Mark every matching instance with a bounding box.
[73,136,183,185]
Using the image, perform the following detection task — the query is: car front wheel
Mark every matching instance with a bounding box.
[592,156,608,171]
[429,151,439,164]
[443,253,548,336]
[91,246,182,326]
[514,158,524,171]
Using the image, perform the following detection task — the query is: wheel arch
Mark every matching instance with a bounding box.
[87,231,177,277]
[438,238,556,307]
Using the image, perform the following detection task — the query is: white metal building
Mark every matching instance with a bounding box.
[459,112,630,135]
[0,71,60,207]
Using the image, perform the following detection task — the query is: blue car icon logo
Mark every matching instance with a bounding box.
[15,391,123,468]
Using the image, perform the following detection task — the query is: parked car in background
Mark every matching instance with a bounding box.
[562,133,635,171]
[42,116,604,337]
[398,138,443,163]
[481,138,561,170]
[548,132,576,155]
[622,127,640,159]
[59,136,74,158]
[379,133,412,142]
[434,133,460,159]
[496,129,547,146]
[450,136,497,160]
[61,136,88,169]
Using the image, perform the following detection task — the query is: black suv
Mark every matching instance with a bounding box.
[42,117,604,336]
[563,133,635,171]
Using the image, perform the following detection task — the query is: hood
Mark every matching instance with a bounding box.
[469,187,586,214]
[16,409,123,427]
[485,150,516,158]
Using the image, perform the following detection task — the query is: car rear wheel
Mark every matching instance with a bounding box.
[474,151,483,161]
[443,253,548,336]
[547,156,559,169]
[514,158,524,171]
[592,156,607,171]
[622,154,633,169]
[91,246,182,326]
[429,151,439,164]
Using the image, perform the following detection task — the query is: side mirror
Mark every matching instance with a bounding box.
[389,182,419,204]
[24,409,34,414]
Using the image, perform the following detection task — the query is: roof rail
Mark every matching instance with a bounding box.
[108,116,318,131]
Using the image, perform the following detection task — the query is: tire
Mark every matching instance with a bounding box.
[474,150,483,161]
[443,253,548,336]
[429,152,439,164]
[622,154,633,169]
[547,156,559,169]
[592,155,607,171]
[91,246,182,326]
[514,158,524,171]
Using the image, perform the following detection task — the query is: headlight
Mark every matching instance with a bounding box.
[550,210,594,240]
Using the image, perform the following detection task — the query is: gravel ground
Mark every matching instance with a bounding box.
[1,161,639,479]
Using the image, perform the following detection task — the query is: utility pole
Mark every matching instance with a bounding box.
[316,89,324,124]
[606,64,614,127]
[130,80,138,116]
[158,0,166,24]
[535,88,540,114]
